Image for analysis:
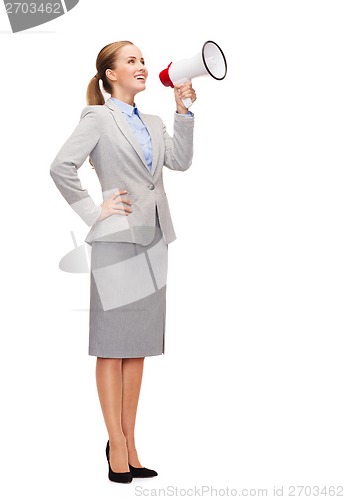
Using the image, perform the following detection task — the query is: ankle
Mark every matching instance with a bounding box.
[124,437,136,450]
[109,434,127,448]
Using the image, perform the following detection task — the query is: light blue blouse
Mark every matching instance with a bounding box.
[111,97,153,171]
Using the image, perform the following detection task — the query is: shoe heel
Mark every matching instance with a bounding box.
[105,440,133,484]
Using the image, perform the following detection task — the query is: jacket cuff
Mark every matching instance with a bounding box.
[70,197,102,226]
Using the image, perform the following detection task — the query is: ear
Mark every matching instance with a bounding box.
[106,69,117,82]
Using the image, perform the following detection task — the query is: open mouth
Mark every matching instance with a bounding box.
[135,75,146,81]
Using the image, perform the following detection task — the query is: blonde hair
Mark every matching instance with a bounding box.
[86,40,134,105]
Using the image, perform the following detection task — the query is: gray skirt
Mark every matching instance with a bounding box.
[88,207,168,358]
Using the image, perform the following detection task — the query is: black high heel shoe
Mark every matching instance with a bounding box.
[106,441,133,484]
[129,463,158,478]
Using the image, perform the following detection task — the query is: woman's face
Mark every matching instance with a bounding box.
[108,44,148,98]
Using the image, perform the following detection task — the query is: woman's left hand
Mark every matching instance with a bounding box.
[174,82,197,114]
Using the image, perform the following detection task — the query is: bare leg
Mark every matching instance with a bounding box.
[121,357,145,467]
[95,357,129,472]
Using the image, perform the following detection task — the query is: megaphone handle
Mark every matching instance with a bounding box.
[182,97,193,109]
[175,78,193,109]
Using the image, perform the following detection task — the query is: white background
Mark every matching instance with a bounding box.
[1,1,345,498]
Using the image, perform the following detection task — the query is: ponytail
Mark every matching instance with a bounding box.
[86,74,105,105]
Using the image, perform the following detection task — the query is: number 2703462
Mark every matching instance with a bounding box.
[5,3,63,14]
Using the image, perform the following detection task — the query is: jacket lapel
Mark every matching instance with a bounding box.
[104,98,150,173]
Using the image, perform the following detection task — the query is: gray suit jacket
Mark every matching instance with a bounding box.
[50,97,194,246]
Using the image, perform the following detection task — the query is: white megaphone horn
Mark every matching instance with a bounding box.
[159,40,227,109]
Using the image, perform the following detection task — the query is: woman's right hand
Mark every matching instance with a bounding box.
[96,190,133,222]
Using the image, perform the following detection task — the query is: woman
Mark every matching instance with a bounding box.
[50,40,196,484]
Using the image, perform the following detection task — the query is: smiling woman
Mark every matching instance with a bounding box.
[104,45,148,105]
[50,39,196,485]
[86,41,135,105]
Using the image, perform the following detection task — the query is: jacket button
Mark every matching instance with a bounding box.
[148,184,155,190]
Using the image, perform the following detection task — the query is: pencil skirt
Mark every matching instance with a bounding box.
[88,208,168,358]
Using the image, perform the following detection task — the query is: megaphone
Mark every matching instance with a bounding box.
[159,40,227,109]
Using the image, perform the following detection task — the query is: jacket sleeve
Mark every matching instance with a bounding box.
[162,112,194,171]
[50,106,102,226]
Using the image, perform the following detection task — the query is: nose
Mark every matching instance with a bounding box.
[137,61,147,74]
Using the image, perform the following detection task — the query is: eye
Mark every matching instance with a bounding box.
[141,60,145,66]
[128,59,135,64]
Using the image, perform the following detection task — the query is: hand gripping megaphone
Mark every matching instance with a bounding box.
[159,40,227,108]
